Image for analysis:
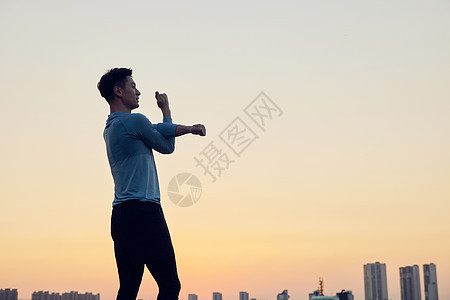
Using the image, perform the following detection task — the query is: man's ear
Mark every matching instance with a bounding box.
[113,86,122,98]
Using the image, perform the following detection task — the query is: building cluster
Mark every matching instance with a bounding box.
[32,291,99,300]
[364,262,439,300]
[0,290,99,300]
[0,289,18,300]
[1,263,439,300]
[189,292,256,300]
[188,289,351,300]
[307,277,354,300]
[308,290,354,300]
[186,262,438,300]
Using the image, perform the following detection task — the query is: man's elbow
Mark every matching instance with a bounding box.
[161,144,175,154]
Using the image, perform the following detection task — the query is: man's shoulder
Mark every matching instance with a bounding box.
[128,112,151,124]
[106,112,152,135]
[130,112,147,119]
[119,113,153,134]
[112,112,148,123]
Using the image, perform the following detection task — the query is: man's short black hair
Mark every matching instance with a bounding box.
[97,68,133,103]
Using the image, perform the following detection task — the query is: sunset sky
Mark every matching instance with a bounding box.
[1,0,449,299]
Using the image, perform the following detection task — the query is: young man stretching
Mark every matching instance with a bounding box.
[97,68,206,300]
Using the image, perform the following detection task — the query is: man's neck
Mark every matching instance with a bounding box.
[109,102,132,114]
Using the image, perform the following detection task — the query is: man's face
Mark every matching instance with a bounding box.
[119,76,141,110]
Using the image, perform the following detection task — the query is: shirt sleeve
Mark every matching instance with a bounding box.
[152,116,178,137]
[129,114,176,154]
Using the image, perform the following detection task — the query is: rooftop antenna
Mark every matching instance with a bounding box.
[318,277,324,296]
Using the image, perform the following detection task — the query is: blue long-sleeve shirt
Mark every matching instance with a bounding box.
[103,111,178,206]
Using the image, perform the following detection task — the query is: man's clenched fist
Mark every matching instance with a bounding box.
[155,91,169,110]
[191,124,206,136]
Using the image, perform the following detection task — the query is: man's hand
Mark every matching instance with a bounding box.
[155,91,171,117]
[191,124,206,136]
[174,124,207,137]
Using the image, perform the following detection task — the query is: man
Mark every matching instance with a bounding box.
[97,68,206,300]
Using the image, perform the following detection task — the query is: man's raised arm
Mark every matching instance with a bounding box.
[155,91,206,137]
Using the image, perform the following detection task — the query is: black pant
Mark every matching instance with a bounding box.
[115,253,181,300]
[112,200,181,300]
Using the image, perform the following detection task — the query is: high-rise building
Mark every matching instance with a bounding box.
[400,265,421,300]
[277,290,289,300]
[363,262,388,300]
[240,291,249,300]
[423,263,439,300]
[0,289,18,300]
[188,294,198,300]
[213,292,222,300]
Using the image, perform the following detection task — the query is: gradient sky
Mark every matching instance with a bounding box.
[1,0,449,299]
